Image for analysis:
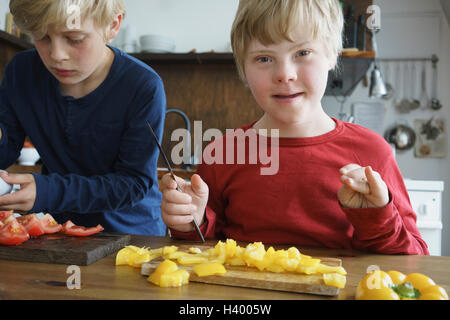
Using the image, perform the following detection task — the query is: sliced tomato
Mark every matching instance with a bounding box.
[61,220,76,233]
[40,213,62,234]
[17,214,45,237]
[0,210,14,223]
[64,224,104,236]
[0,218,30,245]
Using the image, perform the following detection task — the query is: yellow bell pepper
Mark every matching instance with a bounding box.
[356,269,448,300]
[177,254,209,265]
[194,262,227,277]
[323,273,347,289]
[147,259,189,287]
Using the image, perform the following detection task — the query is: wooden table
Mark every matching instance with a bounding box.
[0,235,449,300]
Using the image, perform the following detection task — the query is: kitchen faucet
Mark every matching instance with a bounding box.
[165,108,192,170]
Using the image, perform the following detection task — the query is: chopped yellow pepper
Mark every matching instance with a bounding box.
[194,262,227,277]
[147,259,189,287]
[323,273,347,289]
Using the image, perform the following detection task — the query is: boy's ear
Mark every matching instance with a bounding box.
[107,14,123,41]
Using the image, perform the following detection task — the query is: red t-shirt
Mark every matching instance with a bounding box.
[171,118,429,255]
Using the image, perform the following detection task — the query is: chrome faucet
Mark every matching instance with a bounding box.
[165,108,192,170]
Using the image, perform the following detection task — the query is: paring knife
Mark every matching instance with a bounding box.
[146,120,205,243]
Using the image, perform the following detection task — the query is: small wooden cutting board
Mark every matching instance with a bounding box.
[141,245,343,296]
[0,232,130,265]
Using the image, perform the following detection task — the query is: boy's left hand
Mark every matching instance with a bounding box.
[337,164,389,209]
[0,172,36,214]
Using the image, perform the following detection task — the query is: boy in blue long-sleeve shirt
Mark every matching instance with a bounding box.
[0,0,167,235]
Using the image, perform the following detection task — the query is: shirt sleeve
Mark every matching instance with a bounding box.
[342,152,429,255]
[30,76,166,214]
[0,61,27,169]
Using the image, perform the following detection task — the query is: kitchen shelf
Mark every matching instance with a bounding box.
[0,30,33,50]
[7,163,41,174]
[131,50,375,64]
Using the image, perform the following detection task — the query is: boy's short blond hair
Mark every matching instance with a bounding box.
[10,0,126,40]
[231,0,344,82]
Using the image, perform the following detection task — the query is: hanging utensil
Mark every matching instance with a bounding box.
[430,55,442,110]
[384,122,416,151]
[396,62,410,113]
[382,61,394,100]
[409,62,420,110]
[419,61,430,109]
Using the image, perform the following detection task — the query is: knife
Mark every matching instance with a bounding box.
[146,120,205,243]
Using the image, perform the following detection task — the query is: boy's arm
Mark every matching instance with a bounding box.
[29,79,166,214]
[0,78,27,169]
[342,158,429,255]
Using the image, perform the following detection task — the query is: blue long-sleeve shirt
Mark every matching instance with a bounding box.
[0,46,167,235]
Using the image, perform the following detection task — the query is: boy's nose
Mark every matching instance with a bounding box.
[273,61,298,84]
[50,40,69,62]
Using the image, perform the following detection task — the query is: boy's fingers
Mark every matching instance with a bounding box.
[162,201,197,215]
[162,188,192,204]
[339,163,362,175]
[190,174,208,197]
[365,166,387,196]
[163,213,193,227]
[341,174,370,194]
[161,173,185,190]
[0,173,33,185]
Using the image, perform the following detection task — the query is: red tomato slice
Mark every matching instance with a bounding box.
[40,213,62,234]
[0,218,30,245]
[64,224,104,236]
[61,220,76,233]
[17,214,45,237]
[0,210,14,223]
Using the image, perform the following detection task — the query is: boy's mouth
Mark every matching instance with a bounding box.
[53,68,75,77]
[272,92,304,99]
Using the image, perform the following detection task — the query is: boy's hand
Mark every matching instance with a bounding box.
[161,173,209,233]
[337,164,389,209]
[0,172,36,214]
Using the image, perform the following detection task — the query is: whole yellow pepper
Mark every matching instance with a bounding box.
[356,270,448,300]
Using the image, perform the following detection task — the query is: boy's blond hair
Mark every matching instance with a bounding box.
[231,0,343,82]
[10,0,126,40]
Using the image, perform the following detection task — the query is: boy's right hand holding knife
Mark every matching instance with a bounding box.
[161,173,209,233]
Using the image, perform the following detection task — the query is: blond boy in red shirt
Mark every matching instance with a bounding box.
[161,0,428,255]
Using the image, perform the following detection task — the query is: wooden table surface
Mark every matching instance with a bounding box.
[0,235,449,300]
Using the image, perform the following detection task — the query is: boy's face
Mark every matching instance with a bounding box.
[243,28,334,126]
[33,17,114,87]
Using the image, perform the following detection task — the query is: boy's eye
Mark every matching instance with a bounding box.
[68,37,85,44]
[256,56,271,63]
[296,50,311,57]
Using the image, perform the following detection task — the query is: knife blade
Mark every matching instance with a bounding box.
[146,120,205,243]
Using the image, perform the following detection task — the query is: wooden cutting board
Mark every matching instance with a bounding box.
[0,232,130,265]
[141,245,343,296]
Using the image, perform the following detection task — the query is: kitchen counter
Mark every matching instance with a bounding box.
[0,235,449,300]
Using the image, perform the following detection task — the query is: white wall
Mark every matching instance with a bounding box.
[0,0,9,32]
[120,0,238,53]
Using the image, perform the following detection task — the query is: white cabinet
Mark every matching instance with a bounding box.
[404,179,444,256]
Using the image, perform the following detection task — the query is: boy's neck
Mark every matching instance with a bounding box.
[59,46,114,99]
[253,109,336,138]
